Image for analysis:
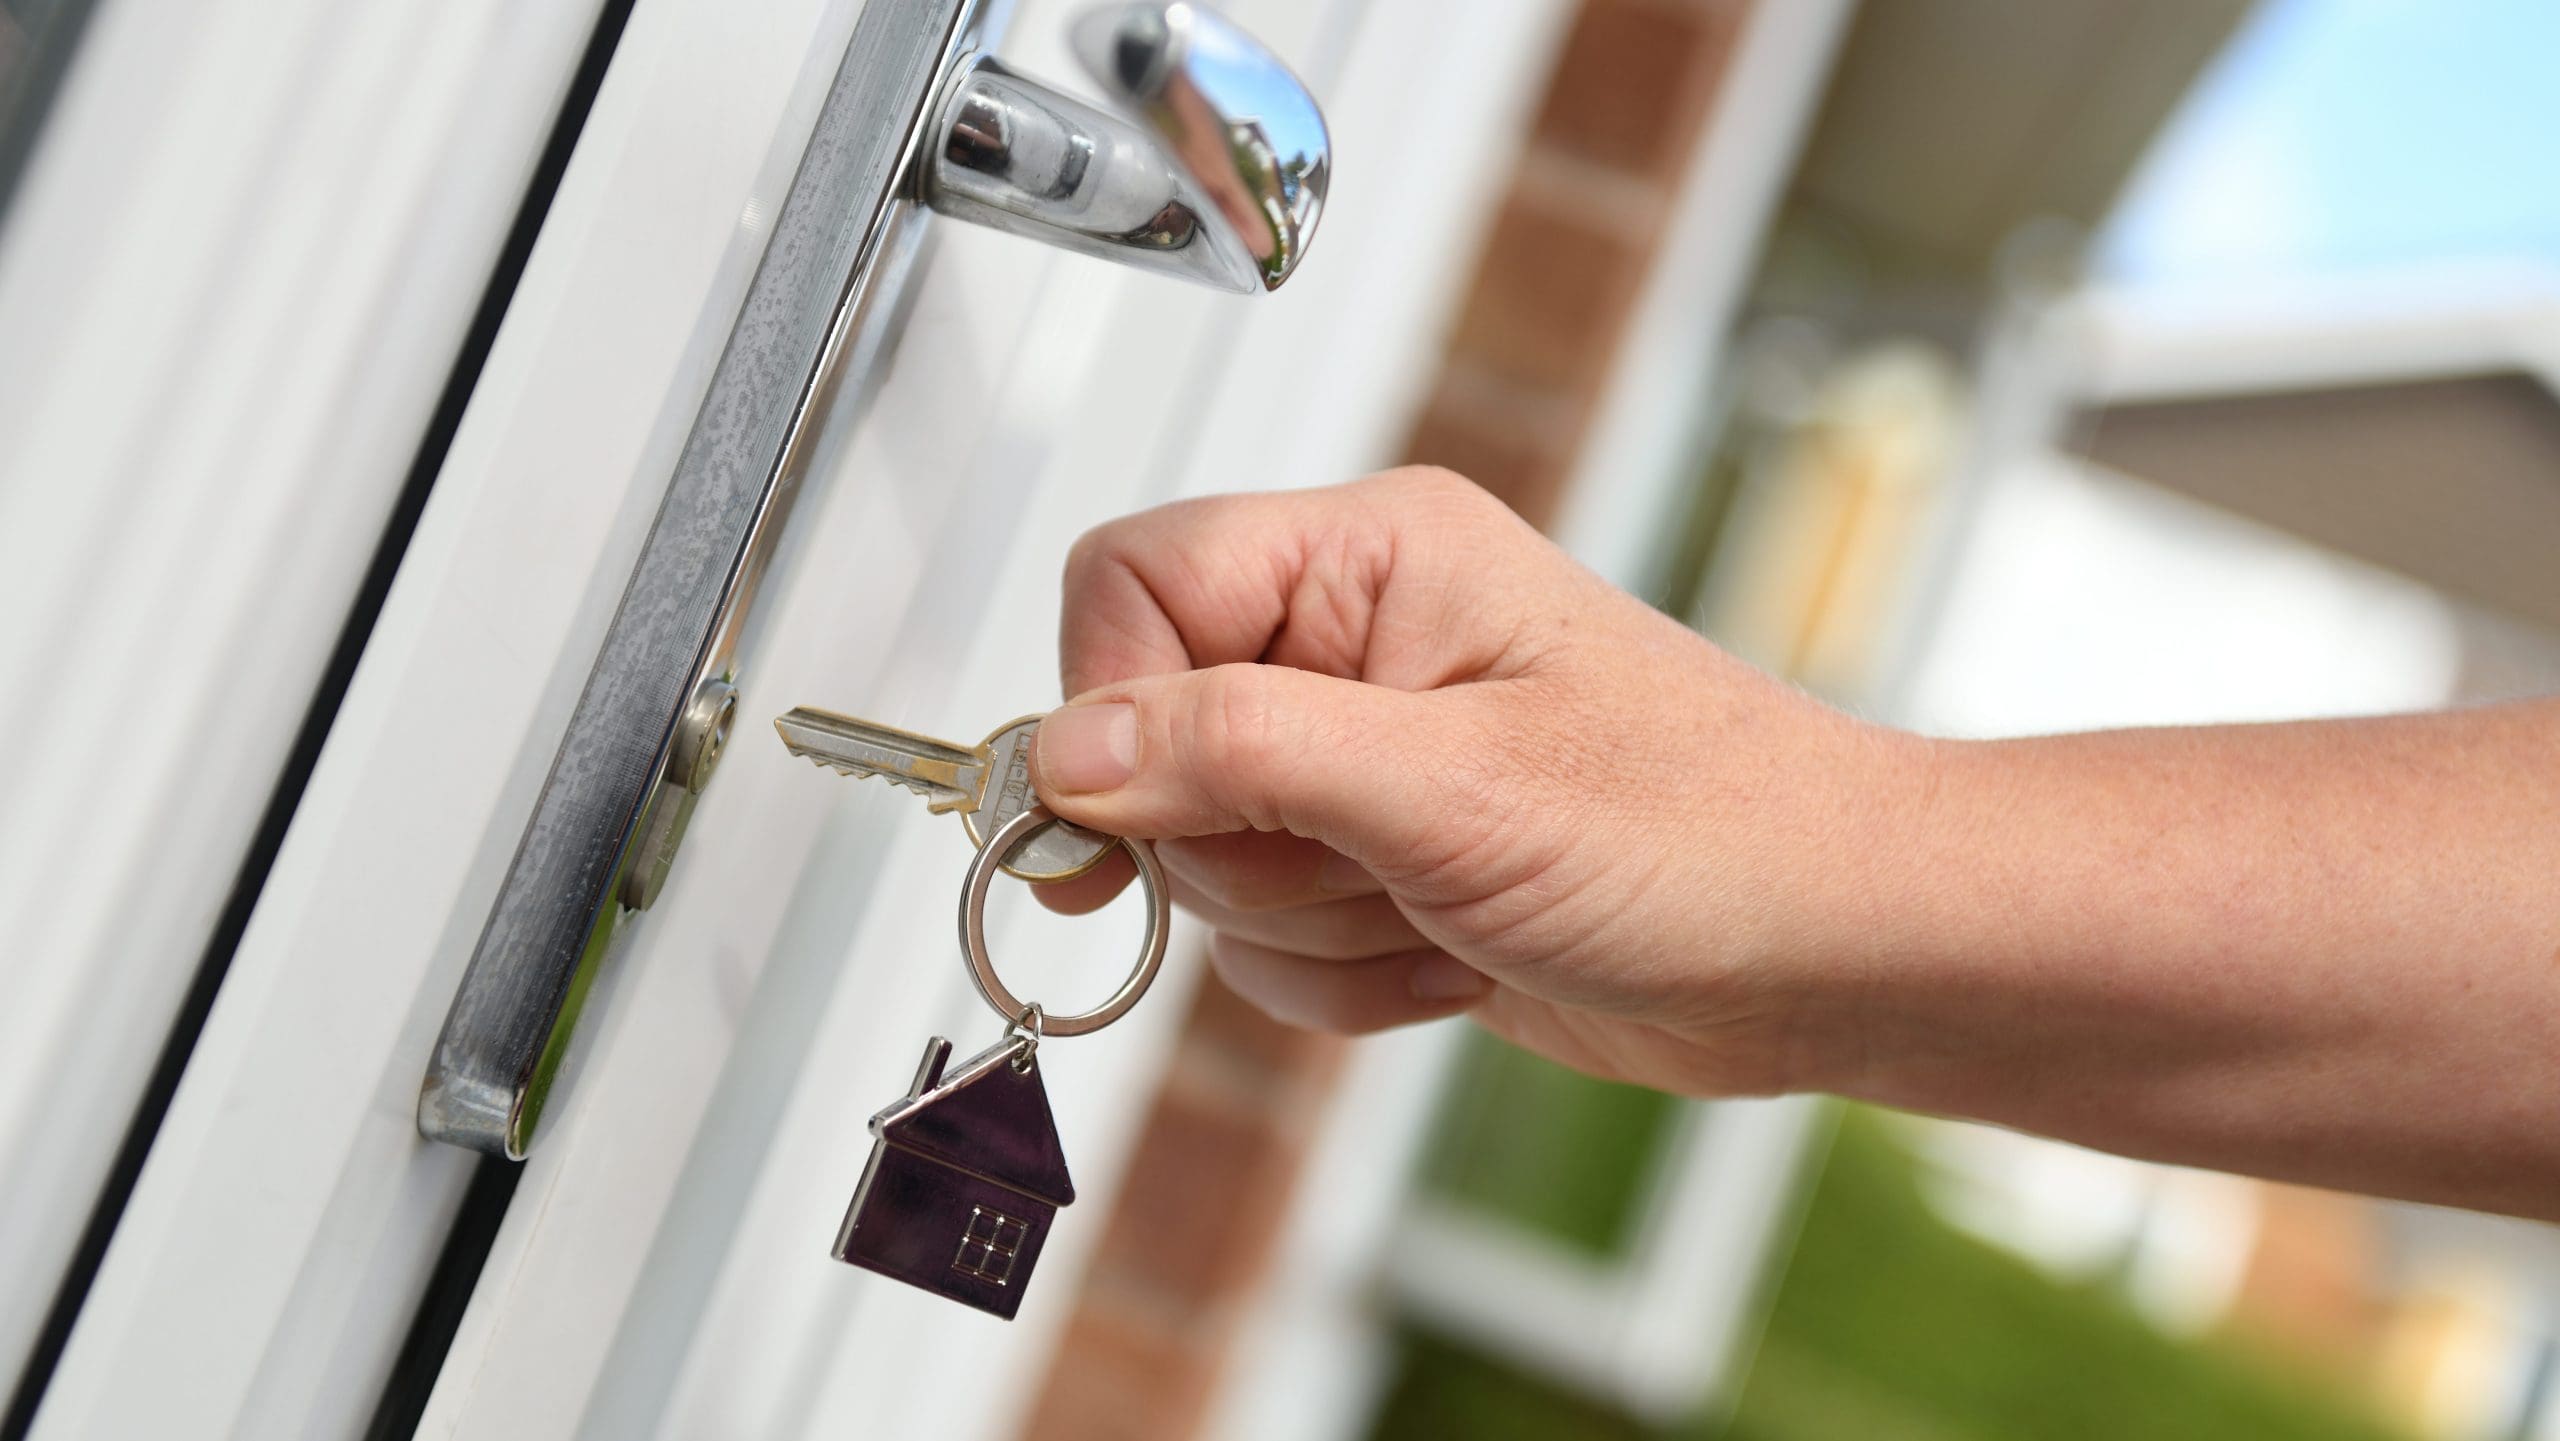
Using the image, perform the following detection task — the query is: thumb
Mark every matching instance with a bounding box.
[1032,663,1480,872]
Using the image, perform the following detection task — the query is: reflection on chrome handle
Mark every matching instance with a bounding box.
[921,3,1329,294]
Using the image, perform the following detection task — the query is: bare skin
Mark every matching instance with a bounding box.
[1028,469,2560,1221]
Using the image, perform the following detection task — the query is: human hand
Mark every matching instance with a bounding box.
[1013,468,2560,1217]
[1029,470,1927,1097]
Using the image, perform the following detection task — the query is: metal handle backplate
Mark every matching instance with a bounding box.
[419,1,1329,1158]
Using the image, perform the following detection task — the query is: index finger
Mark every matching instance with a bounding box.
[1057,489,1345,696]
[1055,469,1532,697]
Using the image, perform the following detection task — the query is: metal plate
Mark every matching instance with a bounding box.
[419,0,1007,1157]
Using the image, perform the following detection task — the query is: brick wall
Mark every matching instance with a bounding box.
[1410,0,1742,522]
[1018,5,1750,1437]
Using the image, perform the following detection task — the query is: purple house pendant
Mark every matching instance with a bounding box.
[833,1034,1077,1319]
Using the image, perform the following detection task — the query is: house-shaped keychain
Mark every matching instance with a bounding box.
[833,1034,1076,1319]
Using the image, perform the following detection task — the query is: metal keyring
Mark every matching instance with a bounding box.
[959,805,1168,1038]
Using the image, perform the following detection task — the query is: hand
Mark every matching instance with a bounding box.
[1028,469,1924,1097]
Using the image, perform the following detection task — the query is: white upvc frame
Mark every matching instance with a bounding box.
[1386,1099,1828,1423]
[25,0,1682,1432]
[25,0,853,1430]
[0,0,603,1406]
[416,0,1595,1433]
[2059,264,2560,409]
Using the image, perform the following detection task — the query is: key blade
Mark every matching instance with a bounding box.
[774,707,986,813]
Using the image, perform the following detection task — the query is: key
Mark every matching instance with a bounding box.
[773,707,1111,882]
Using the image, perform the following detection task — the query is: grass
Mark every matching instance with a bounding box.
[1419,1037,1681,1257]
[1373,1101,2412,1441]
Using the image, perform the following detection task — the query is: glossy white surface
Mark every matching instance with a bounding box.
[0,0,601,1411]
[30,0,1578,1431]
[419,0,1577,1431]
[23,0,795,1431]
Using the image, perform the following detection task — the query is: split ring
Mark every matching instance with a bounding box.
[958,806,1168,1038]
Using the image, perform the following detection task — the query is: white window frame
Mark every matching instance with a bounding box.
[0,0,604,1408]
[26,0,1589,1436]
[411,0,1601,1432]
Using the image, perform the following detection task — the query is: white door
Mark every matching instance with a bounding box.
[9,0,1560,1435]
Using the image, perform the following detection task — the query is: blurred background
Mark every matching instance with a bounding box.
[1098,2,2560,1439]
[4,0,2557,1438]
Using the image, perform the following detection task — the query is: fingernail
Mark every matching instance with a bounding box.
[1317,851,1373,895]
[1409,954,1491,1004]
[1038,703,1138,793]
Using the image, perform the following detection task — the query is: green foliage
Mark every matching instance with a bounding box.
[1370,1330,1651,1441]
[1724,1111,2408,1441]
[1372,1108,2411,1441]
[1420,1036,1680,1256]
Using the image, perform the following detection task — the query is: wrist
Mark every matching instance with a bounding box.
[1750,720,1965,1099]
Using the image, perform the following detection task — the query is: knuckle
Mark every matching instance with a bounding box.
[1186,665,1294,823]
[1366,467,1534,570]
[1376,464,1481,504]
[1060,525,1124,597]
[1374,704,1537,891]
[1380,466,1502,523]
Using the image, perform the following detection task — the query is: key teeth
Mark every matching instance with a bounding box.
[794,751,935,799]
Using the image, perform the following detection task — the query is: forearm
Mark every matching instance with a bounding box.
[1032,474,2556,1216]
[1815,700,2560,1218]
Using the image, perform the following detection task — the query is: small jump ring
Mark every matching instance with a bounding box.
[959,806,1169,1038]
[1007,1003,1044,1072]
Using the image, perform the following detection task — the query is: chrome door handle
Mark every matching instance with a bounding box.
[419,2,1330,1159]
[924,4,1328,293]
